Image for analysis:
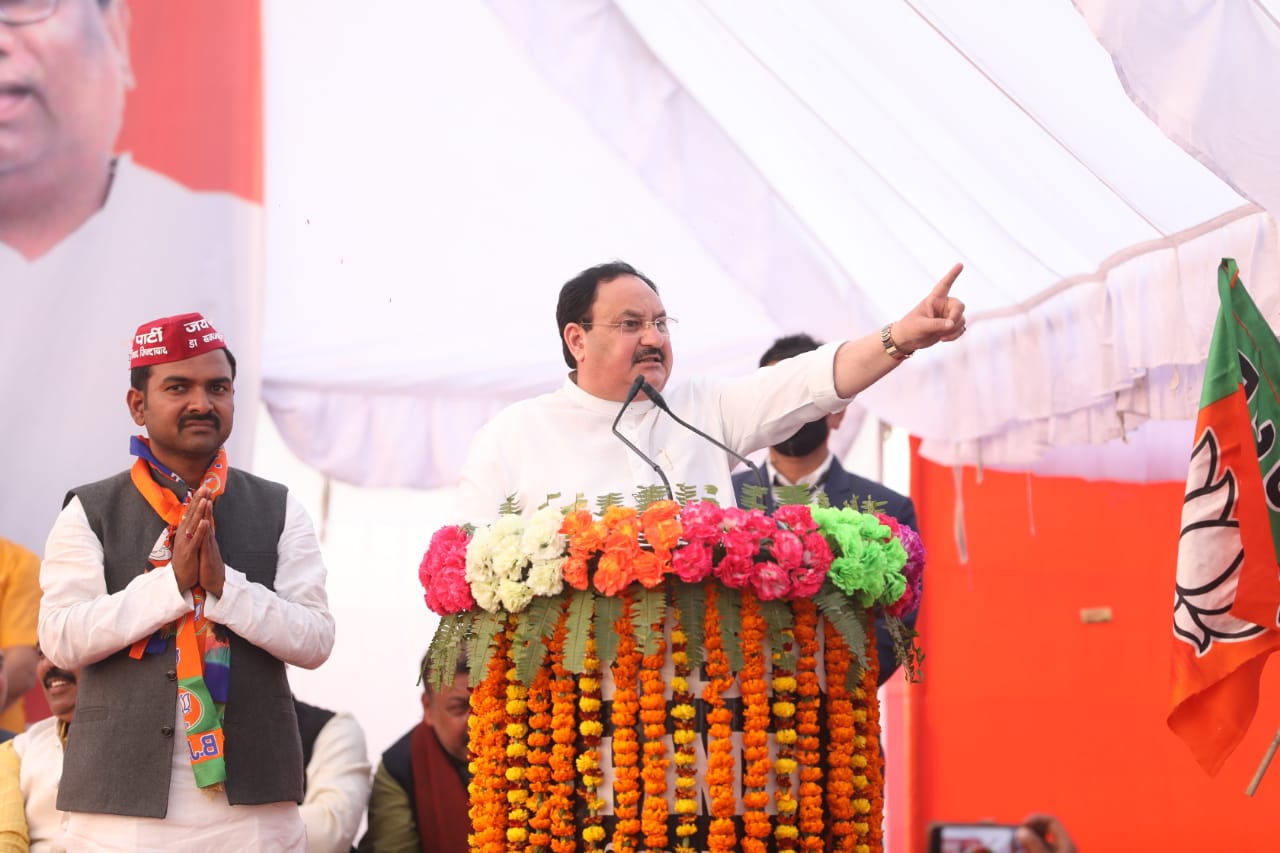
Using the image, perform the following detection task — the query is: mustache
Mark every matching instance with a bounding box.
[179,413,221,429]
[631,347,665,365]
[42,667,77,689]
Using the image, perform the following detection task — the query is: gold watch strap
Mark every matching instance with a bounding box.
[881,324,911,360]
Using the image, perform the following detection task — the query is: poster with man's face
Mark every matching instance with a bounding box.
[0,0,263,552]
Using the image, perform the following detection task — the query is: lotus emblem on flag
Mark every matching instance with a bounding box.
[1173,429,1267,655]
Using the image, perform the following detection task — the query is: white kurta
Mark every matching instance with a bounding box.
[299,711,372,853]
[12,717,66,852]
[0,156,262,556]
[456,342,849,523]
[36,491,334,851]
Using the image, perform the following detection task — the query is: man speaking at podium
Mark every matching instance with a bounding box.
[457,260,965,521]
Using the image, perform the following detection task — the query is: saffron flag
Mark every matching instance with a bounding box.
[1169,259,1280,776]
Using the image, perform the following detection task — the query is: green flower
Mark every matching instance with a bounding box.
[813,506,908,607]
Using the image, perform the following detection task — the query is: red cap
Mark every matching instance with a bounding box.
[129,313,226,369]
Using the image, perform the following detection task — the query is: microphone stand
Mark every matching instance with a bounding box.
[611,375,674,501]
[639,379,773,511]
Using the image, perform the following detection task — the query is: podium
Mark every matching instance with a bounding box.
[421,499,923,852]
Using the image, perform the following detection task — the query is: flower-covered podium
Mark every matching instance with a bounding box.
[420,492,923,853]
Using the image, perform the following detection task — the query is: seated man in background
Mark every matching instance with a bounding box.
[358,652,471,853]
[732,333,920,686]
[293,696,372,853]
[0,647,79,849]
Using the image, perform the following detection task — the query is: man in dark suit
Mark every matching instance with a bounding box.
[731,333,919,686]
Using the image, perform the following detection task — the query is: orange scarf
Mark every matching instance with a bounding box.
[127,439,230,788]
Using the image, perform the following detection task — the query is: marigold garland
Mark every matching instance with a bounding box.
[852,618,886,852]
[639,610,670,851]
[611,595,643,849]
[824,619,857,851]
[702,583,738,852]
[669,620,699,848]
[469,624,512,853]
[577,638,606,850]
[525,617,558,849]
[504,661,531,848]
[739,590,772,851]
[546,611,578,853]
[771,622,800,852]
[792,599,825,851]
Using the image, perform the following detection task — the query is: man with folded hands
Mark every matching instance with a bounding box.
[37,312,333,850]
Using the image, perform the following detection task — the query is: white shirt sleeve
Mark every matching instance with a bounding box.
[300,712,373,853]
[38,497,192,670]
[204,492,335,670]
[713,341,852,454]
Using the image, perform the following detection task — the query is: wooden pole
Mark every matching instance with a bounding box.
[1246,728,1280,796]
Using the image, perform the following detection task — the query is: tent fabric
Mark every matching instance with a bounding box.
[259,0,1280,488]
[1075,0,1280,220]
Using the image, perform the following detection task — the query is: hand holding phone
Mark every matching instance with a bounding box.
[1014,814,1077,853]
[927,822,1020,853]
[927,814,1076,853]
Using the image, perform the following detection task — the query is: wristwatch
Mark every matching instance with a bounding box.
[880,324,911,360]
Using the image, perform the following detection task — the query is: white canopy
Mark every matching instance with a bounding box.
[260,0,1280,487]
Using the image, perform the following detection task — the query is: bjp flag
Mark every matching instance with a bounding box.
[1169,259,1280,776]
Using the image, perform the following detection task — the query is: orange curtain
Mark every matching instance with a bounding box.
[901,441,1280,851]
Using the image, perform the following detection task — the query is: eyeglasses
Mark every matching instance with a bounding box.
[580,317,678,337]
[0,0,59,26]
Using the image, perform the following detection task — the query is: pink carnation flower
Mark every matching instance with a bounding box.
[738,507,776,540]
[672,542,714,583]
[773,504,818,536]
[419,525,476,614]
[715,552,756,589]
[770,529,805,572]
[679,501,725,544]
[790,532,833,598]
[722,526,759,560]
[751,561,792,601]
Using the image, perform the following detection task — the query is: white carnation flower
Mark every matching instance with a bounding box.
[489,516,528,580]
[491,542,526,581]
[498,578,535,613]
[465,525,495,583]
[527,558,566,597]
[471,579,501,613]
[522,506,568,561]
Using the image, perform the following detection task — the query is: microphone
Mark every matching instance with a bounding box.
[638,379,771,505]
[611,375,674,501]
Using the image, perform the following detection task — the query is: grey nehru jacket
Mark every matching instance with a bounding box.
[56,467,303,818]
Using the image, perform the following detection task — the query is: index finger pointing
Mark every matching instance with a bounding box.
[929,262,963,300]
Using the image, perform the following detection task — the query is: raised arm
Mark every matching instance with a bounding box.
[833,263,966,399]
